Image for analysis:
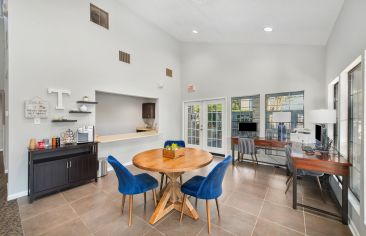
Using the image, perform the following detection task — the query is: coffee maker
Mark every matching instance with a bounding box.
[77,126,94,143]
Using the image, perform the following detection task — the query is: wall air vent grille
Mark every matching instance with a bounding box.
[119,51,131,64]
[166,68,173,77]
[90,4,109,29]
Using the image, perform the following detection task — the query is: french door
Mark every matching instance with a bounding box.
[184,99,226,154]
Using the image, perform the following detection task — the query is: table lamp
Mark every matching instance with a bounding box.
[309,109,336,151]
[272,112,291,141]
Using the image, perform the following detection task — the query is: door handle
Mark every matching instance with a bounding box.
[66,162,69,169]
[69,161,72,168]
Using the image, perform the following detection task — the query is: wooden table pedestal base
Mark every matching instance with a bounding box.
[149,172,199,224]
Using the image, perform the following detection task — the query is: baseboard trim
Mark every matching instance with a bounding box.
[7,190,28,201]
[348,218,360,236]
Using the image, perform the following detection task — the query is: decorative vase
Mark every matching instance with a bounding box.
[29,138,37,150]
[80,105,88,112]
[277,123,287,141]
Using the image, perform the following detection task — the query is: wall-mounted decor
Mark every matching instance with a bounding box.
[90,4,109,29]
[48,88,71,110]
[25,97,49,118]
[119,51,131,64]
[166,68,173,77]
[187,84,196,93]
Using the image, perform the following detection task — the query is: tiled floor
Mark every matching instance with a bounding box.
[17,157,352,236]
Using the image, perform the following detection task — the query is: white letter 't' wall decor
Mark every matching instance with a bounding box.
[47,88,71,110]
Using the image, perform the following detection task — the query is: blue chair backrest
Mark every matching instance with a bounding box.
[107,155,136,194]
[164,140,186,148]
[197,156,232,199]
[284,145,293,173]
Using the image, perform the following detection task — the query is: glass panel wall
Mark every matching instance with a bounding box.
[348,63,362,201]
[231,95,260,137]
[333,82,340,151]
[265,91,304,139]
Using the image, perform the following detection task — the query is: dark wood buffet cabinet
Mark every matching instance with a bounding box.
[28,142,98,203]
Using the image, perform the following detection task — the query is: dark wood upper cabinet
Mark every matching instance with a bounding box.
[142,103,155,119]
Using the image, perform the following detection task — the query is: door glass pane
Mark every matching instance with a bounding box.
[187,105,200,146]
[348,63,362,200]
[207,103,222,148]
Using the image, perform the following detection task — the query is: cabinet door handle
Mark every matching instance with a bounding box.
[69,161,72,168]
[66,162,69,168]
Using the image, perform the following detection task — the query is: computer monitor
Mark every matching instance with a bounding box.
[239,122,257,132]
[315,124,322,143]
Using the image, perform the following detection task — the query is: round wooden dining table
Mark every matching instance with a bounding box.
[133,147,213,225]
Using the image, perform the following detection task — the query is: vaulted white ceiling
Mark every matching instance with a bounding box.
[119,0,344,45]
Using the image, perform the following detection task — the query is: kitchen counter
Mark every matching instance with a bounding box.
[96,130,159,143]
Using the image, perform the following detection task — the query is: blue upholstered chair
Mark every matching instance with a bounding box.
[180,156,232,234]
[160,140,186,193]
[107,155,158,226]
[284,145,325,202]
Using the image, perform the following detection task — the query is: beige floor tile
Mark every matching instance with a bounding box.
[18,193,68,220]
[224,190,264,216]
[259,201,305,233]
[39,218,93,236]
[304,213,352,236]
[302,196,340,215]
[252,218,304,236]
[155,211,206,236]
[265,187,300,208]
[209,205,257,236]
[197,223,234,236]
[62,183,100,203]
[22,204,78,236]
[94,214,154,236]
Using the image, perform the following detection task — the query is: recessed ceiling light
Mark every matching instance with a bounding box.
[192,30,199,34]
[264,27,273,32]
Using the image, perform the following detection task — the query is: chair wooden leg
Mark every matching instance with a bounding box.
[254,153,259,164]
[128,195,133,227]
[286,175,292,184]
[180,194,187,223]
[206,200,211,234]
[152,189,157,207]
[160,174,164,193]
[121,194,126,215]
[215,198,220,218]
[316,177,326,203]
[285,177,293,194]
[195,198,198,209]
[179,175,183,184]
[144,192,147,208]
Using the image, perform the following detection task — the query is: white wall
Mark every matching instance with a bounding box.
[95,91,155,135]
[7,0,182,199]
[325,1,366,235]
[181,42,326,152]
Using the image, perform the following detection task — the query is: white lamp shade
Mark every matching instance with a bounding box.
[309,109,336,124]
[272,112,291,123]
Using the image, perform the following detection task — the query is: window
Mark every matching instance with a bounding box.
[231,95,260,137]
[90,4,109,29]
[265,91,304,139]
[348,63,362,201]
[333,82,340,151]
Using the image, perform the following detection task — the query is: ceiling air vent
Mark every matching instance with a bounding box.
[119,51,131,64]
[166,68,173,77]
[90,4,109,29]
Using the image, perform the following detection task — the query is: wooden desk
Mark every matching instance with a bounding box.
[231,137,290,165]
[133,148,213,224]
[291,143,351,224]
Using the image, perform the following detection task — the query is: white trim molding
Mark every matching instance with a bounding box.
[7,190,28,201]
[349,218,361,236]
